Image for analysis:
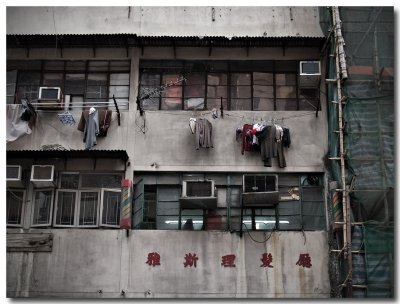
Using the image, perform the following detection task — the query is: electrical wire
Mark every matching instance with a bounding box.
[241,222,275,244]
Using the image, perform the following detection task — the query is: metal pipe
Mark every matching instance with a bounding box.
[332,7,348,80]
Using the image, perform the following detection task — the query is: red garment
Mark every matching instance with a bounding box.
[241,124,258,154]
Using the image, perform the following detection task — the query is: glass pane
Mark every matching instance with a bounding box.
[162,86,182,98]
[278,215,302,230]
[184,85,205,97]
[302,215,325,230]
[161,98,182,110]
[206,98,228,111]
[7,190,24,225]
[231,99,252,110]
[184,97,205,110]
[79,192,99,226]
[17,85,39,101]
[18,72,41,85]
[157,201,180,216]
[32,190,53,225]
[43,73,63,86]
[230,86,251,98]
[102,190,121,226]
[140,73,160,86]
[302,187,324,202]
[255,215,277,230]
[109,86,129,98]
[253,98,274,111]
[163,74,183,85]
[86,85,107,99]
[253,85,273,98]
[87,73,107,85]
[207,85,227,98]
[140,85,159,99]
[60,173,79,189]
[299,98,319,110]
[181,215,204,230]
[157,215,179,230]
[56,191,76,226]
[253,72,273,85]
[44,61,65,71]
[110,73,130,85]
[276,99,298,111]
[231,73,251,85]
[65,74,85,95]
[88,61,109,71]
[276,86,297,98]
[65,61,86,71]
[207,73,227,85]
[81,174,122,188]
[276,74,297,85]
[206,216,227,230]
[185,73,205,85]
[109,60,131,71]
[142,97,160,110]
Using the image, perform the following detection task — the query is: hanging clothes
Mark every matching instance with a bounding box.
[241,124,260,154]
[189,118,196,134]
[195,118,213,149]
[258,124,277,167]
[6,104,32,142]
[282,127,291,148]
[78,110,112,136]
[83,109,99,150]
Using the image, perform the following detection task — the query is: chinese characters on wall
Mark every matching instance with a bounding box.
[145,252,312,269]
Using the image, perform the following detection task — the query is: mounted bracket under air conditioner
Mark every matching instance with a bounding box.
[30,165,55,187]
[299,61,321,88]
[242,174,279,207]
[179,180,217,209]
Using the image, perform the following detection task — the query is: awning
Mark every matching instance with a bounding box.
[7,149,129,162]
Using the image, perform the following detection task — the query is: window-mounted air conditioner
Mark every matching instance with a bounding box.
[30,165,55,187]
[37,87,64,110]
[7,165,23,187]
[242,174,279,207]
[299,61,321,88]
[180,180,217,209]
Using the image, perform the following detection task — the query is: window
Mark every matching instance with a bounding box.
[7,60,130,110]
[134,173,326,231]
[139,60,320,111]
[53,172,123,228]
[31,189,54,227]
[7,190,25,227]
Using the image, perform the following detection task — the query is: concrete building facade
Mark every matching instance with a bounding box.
[6,6,332,298]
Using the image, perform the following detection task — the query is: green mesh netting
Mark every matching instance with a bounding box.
[322,6,394,298]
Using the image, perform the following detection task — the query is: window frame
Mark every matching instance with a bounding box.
[31,188,55,227]
[100,188,122,228]
[6,189,25,227]
[77,189,101,228]
[54,189,78,228]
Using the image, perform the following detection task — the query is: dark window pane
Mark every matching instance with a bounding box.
[230,86,251,98]
[60,173,79,189]
[162,86,182,98]
[185,73,205,85]
[110,60,131,71]
[253,72,273,85]
[79,192,99,226]
[81,174,122,188]
[32,190,53,226]
[65,61,86,71]
[207,85,227,98]
[102,191,121,226]
[276,99,298,111]
[161,98,182,110]
[56,191,76,226]
[88,61,109,71]
[44,61,65,71]
[65,74,85,95]
[276,74,296,85]
[253,85,273,98]
[207,73,227,85]
[141,73,160,86]
[18,72,40,85]
[43,73,63,87]
[231,73,251,85]
[206,98,228,110]
[7,190,24,225]
[231,99,252,110]
[253,98,274,111]
[87,73,107,85]
[184,85,205,97]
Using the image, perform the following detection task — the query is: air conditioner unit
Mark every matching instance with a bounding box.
[179,180,217,209]
[242,174,279,207]
[37,87,64,110]
[30,165,55,187]
[299,61,321,88]
[7,165,23,187]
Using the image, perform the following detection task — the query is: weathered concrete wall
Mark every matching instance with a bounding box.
[7,7,324,38]
[7,229,330,298]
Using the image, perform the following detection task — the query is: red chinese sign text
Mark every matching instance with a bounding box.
[260,252,274,268]
[183,253,199,268]
[296,253,312,268]
[221,254,236,267]
[146,252,161,267]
